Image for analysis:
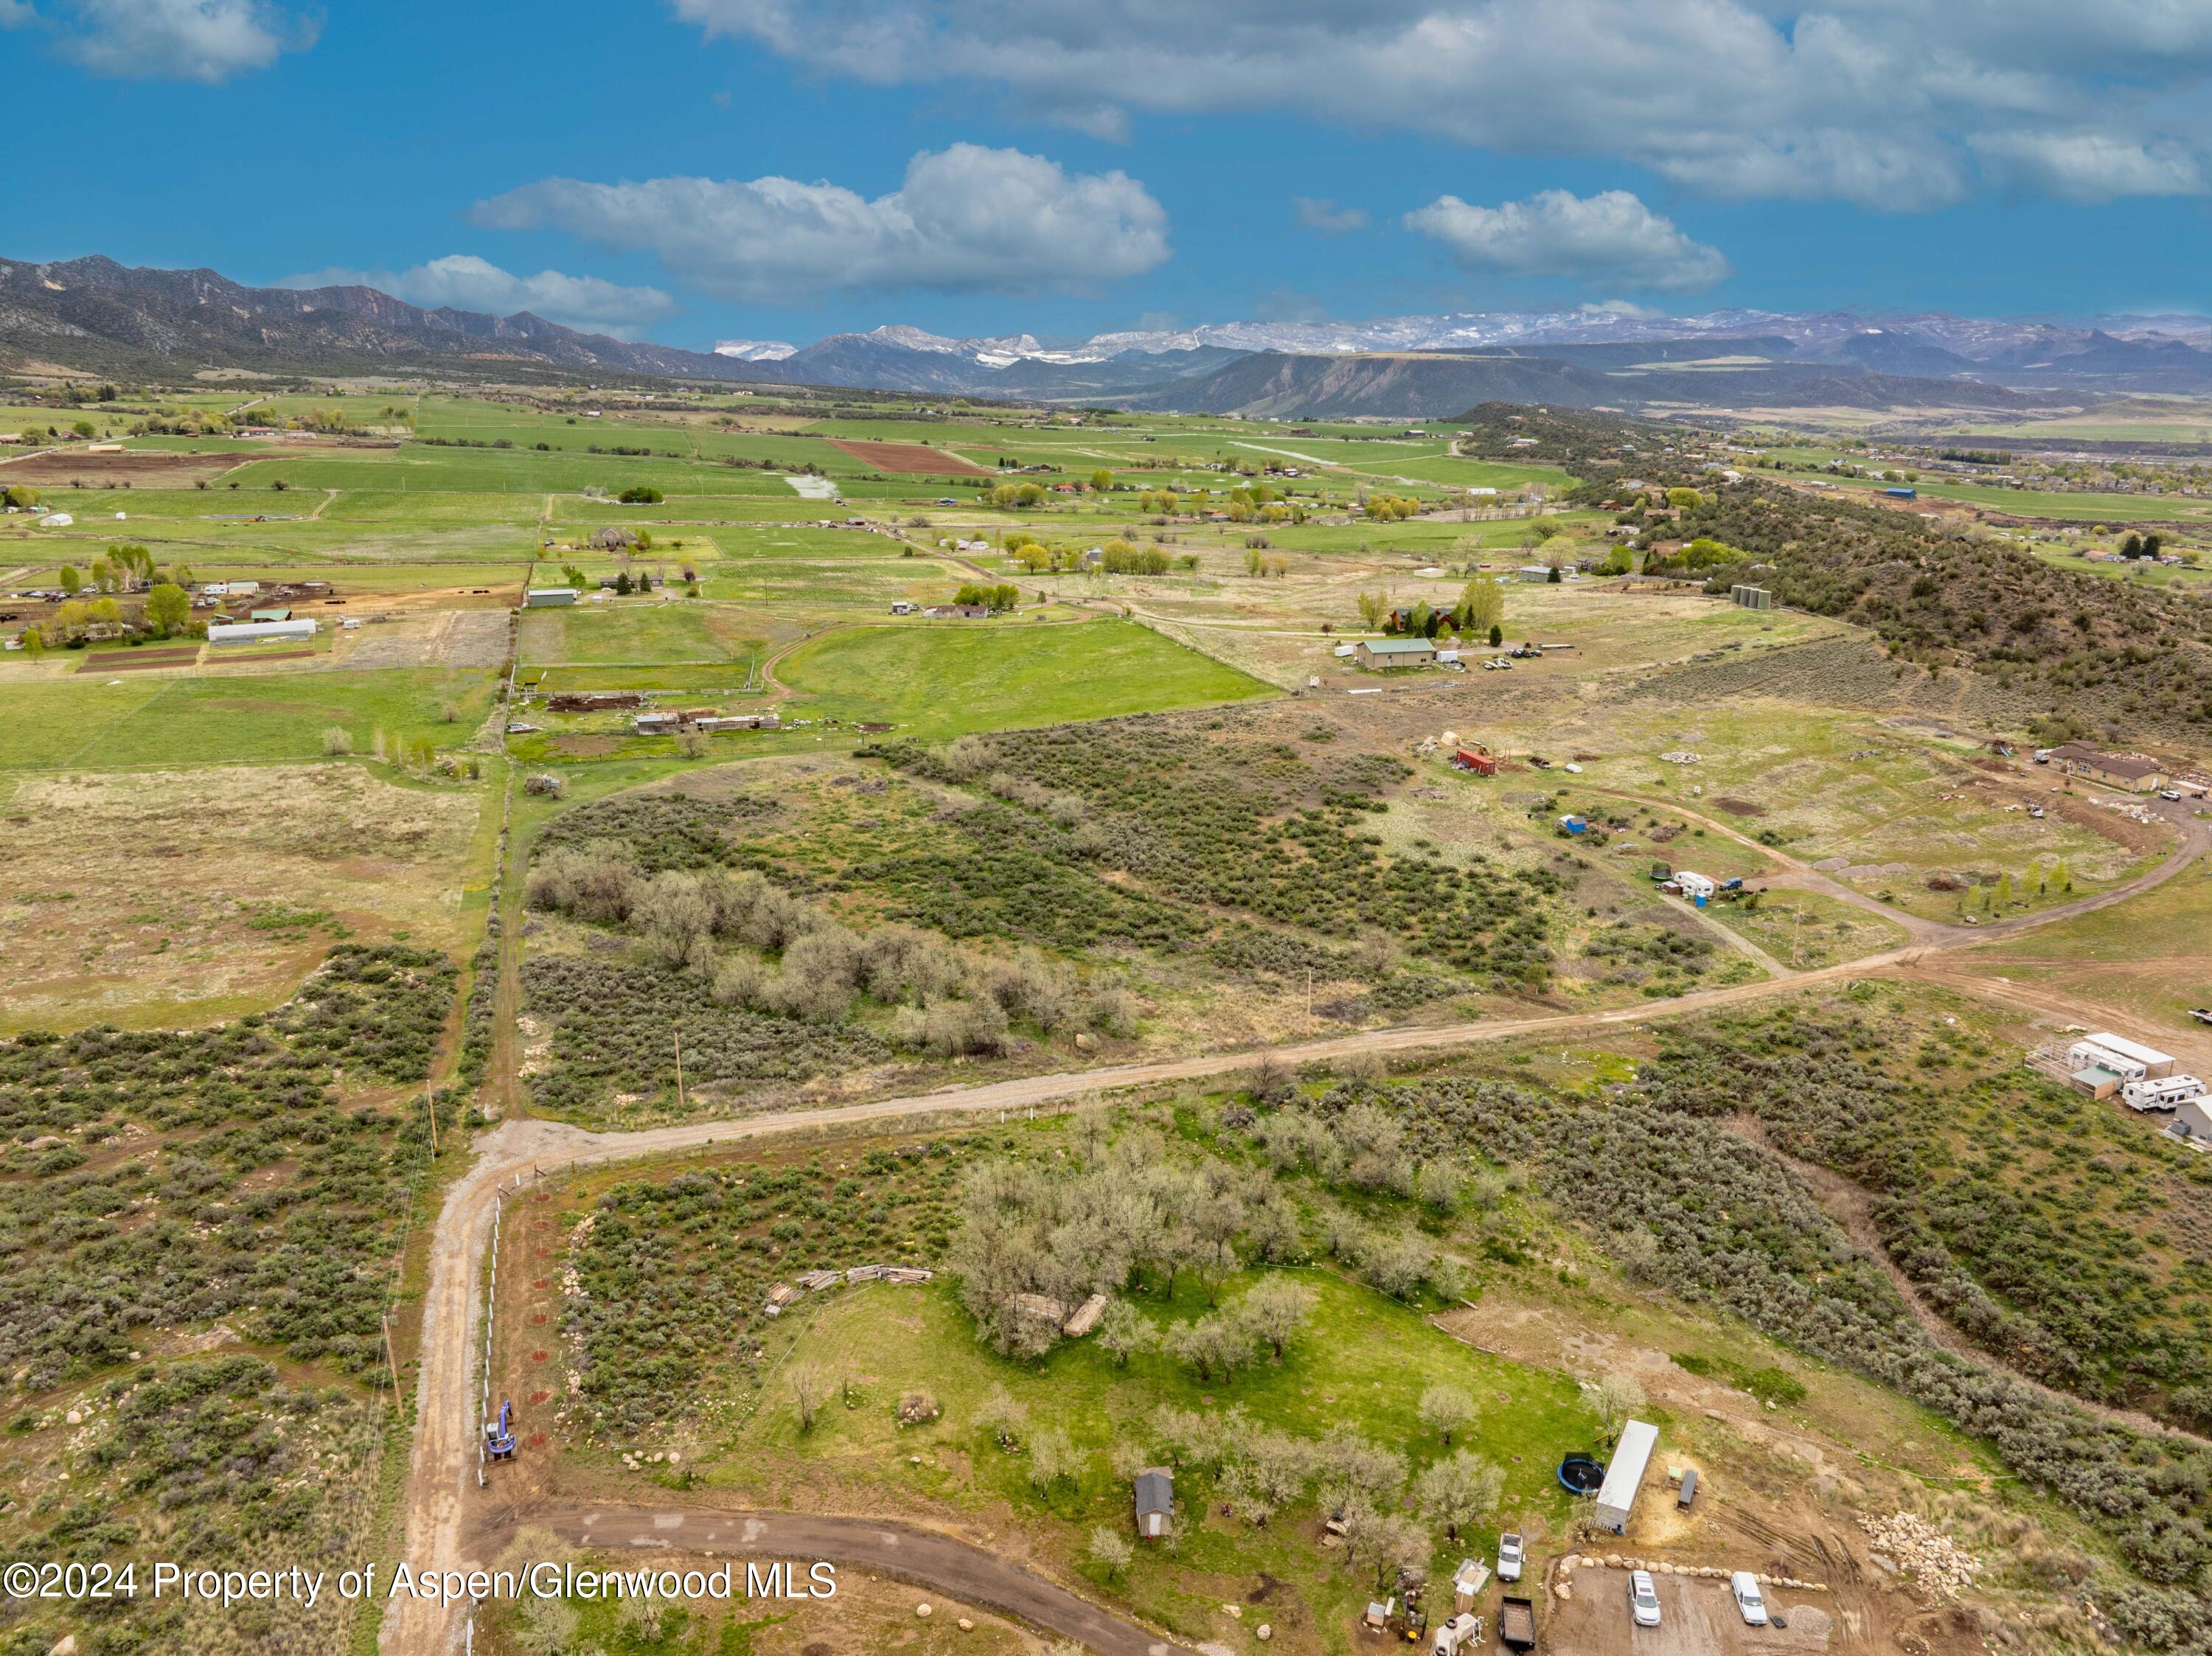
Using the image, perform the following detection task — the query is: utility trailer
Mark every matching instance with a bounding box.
[1498,1596,1537,1653]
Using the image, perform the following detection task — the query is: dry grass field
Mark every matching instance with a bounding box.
[0,762,482,1029]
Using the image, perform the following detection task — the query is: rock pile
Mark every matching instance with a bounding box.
[1555,1554,1829,1592]
[1859,1513,1980,1598]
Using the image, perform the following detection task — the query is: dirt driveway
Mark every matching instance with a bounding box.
[1544,1570,1834,1655]
[512,1503,1176,1656]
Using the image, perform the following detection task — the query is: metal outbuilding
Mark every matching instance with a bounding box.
[1594,1419,1659,1532]
[207,619,314,647]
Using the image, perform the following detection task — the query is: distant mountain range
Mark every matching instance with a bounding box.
[0,254,754,383]
[7,253,2212,418]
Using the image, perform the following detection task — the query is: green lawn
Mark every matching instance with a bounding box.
[774,618,1276,735]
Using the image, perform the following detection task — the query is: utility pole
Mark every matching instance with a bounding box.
[382,1309,403,1413]
[425,1085,439,1157]
[674,1031,686,1113]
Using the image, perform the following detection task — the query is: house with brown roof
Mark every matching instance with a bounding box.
[2051,743,2170,793]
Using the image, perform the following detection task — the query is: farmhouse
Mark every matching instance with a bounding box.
[207,619,313,647]
[1133,1468,1175,1538]
[1355,638,1436,670]
[2049,743,2170,793]
[1515,565,1556,582]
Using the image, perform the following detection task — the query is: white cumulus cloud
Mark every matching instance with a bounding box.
[278,256,681,339]
[1404,189,1731,292]
[1969,131,2208,201]
[470,145,1170,303]
[21,0,318,82]
[667,0,2212,209]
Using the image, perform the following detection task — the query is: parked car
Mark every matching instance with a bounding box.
[1731,1572,1768,1626]
[1629,1570,1660,1628]
[1497,1532,1524,1583]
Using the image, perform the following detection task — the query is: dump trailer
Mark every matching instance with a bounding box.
[1498,1596,1537,1653]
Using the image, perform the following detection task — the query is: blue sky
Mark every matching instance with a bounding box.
[7,0,2212,347]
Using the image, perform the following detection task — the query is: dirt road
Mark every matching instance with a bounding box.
[387,959,1924,1654]
[519,1504,1175,1656]
[387,823,2208,1653]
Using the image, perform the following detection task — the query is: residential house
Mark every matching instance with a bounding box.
[1354,638,1436,670]
[2051,743,2170,793]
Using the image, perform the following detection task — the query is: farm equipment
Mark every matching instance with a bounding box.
[484,1399,517,1461]
[1498,1595,1538,1652]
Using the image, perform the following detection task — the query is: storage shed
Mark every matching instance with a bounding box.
[1593,1419,1659,1532]
[526,588,579,607]
[1133,1468,1174,1538]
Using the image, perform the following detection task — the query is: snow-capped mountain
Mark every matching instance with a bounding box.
[712,338,799,361]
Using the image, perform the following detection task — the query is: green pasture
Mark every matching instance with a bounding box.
[773,616,1275,736]
[518,600,765,665]
[0,667,498,771]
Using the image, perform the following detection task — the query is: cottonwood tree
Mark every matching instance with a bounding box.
[143,582,189,636]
